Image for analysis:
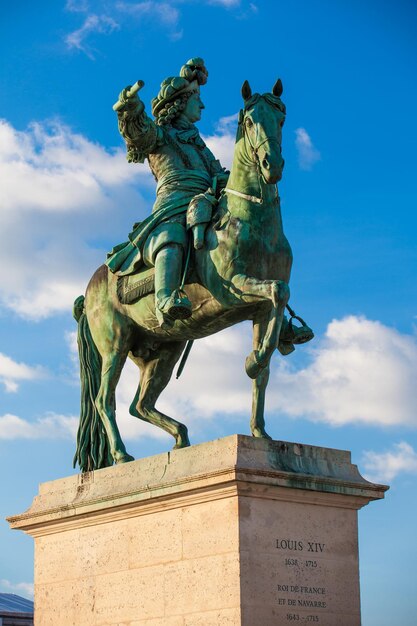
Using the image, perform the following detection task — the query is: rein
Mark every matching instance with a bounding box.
[225,186,264,204]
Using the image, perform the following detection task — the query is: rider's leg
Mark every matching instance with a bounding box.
[143,222,191,326]
[154,243,192,322]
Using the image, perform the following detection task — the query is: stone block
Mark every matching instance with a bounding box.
[8,435,388,626]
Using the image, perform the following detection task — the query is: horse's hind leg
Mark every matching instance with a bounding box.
[95,349,134,464]
[250,314,272,440]
[129,341,191,449]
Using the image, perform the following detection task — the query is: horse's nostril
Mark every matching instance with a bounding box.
[262,157,270,169]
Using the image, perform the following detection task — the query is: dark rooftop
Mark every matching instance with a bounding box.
[0,593,34,614]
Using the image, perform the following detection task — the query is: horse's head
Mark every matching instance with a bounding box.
[240,79,286,184]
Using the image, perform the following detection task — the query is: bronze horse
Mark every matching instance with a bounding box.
[73,80,312,472]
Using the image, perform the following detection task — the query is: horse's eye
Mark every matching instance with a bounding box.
[246,118,253,127]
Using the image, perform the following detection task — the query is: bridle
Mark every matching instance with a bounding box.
[225,108,282,205]
[244,121,282,158]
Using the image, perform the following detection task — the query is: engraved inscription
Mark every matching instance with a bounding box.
[275,537,329,623]
[276,538,326,553]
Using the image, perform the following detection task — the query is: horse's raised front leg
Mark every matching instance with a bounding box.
[250,314,272,439]
[129,341,191,449]
[95,351,135,465]
[231,273,289,379]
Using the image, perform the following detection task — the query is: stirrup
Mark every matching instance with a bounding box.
[157,290,192,321]
[278,314,314,356]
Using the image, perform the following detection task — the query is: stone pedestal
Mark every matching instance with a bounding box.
[8,435,388,626]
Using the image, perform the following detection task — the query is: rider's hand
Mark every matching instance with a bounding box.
[215,170,230,193]
[118,86,145,114]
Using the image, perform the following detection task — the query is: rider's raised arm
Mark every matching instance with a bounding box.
[116,85,162,164]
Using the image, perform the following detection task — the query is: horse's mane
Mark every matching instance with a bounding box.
[244,93,286,115]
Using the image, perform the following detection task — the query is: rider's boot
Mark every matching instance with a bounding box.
[155,244,192,328]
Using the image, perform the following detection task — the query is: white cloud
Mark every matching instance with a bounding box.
[169,29,184,42]
[65,330,80,380]
[72,324,252,450]
[65,0,89,12]
[362,442,417,483]
[0,120,142,213]
[63,0,249,54]
[64,326,171,444]
[209,0,240,7]
[0,413,78,440]
[270,316,417,427]
[203,114,237,170]
[158,316,417,430]
[295,127,321,170]
[0,353,44,393]
[125,316,417,438]
[69,316,417,448]
[161,326,252,420]
[66,323,250,446]
[215,113,238,135]
[114,325,252,444]
[116,1,179,25]
[116,2,182,41]
[65,14,120,59]
[116,359,173,442]
[0,578,34,599]
[0,113,239,321]
[66,325,171,443]
[0,119,151,320]
[64,2,182,52]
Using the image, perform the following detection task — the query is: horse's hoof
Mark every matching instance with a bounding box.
[173,428,191,449]
[252,428,272,440]
[277,340,295,356]
[245,350,265,379]
[115,453,135,464]
[173,441,191,450]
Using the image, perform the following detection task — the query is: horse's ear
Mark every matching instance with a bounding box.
[241,80,252,101]
[272,78,283,97]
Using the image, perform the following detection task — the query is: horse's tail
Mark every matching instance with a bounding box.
[72,295,113,472]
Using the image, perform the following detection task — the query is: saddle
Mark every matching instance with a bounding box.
[117,261,197,306]
[117,266,156,305]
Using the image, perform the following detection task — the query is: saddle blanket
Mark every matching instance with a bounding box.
[117,267,156,305]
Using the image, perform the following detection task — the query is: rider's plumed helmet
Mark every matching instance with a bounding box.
[151,58,208,123]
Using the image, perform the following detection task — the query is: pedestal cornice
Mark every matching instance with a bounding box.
[7,434,388,537]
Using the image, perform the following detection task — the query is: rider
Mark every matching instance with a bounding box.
[106,58,229,328]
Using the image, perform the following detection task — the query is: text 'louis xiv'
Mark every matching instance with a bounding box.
[276,539,326,553]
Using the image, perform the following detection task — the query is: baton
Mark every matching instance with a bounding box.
[112,80,145,111]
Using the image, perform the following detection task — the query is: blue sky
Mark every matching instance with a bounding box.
[1,1,416,623]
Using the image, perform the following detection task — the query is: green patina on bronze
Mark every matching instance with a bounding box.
[73,58,314,472]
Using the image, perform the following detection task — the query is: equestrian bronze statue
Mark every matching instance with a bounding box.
[73,58,313,472]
